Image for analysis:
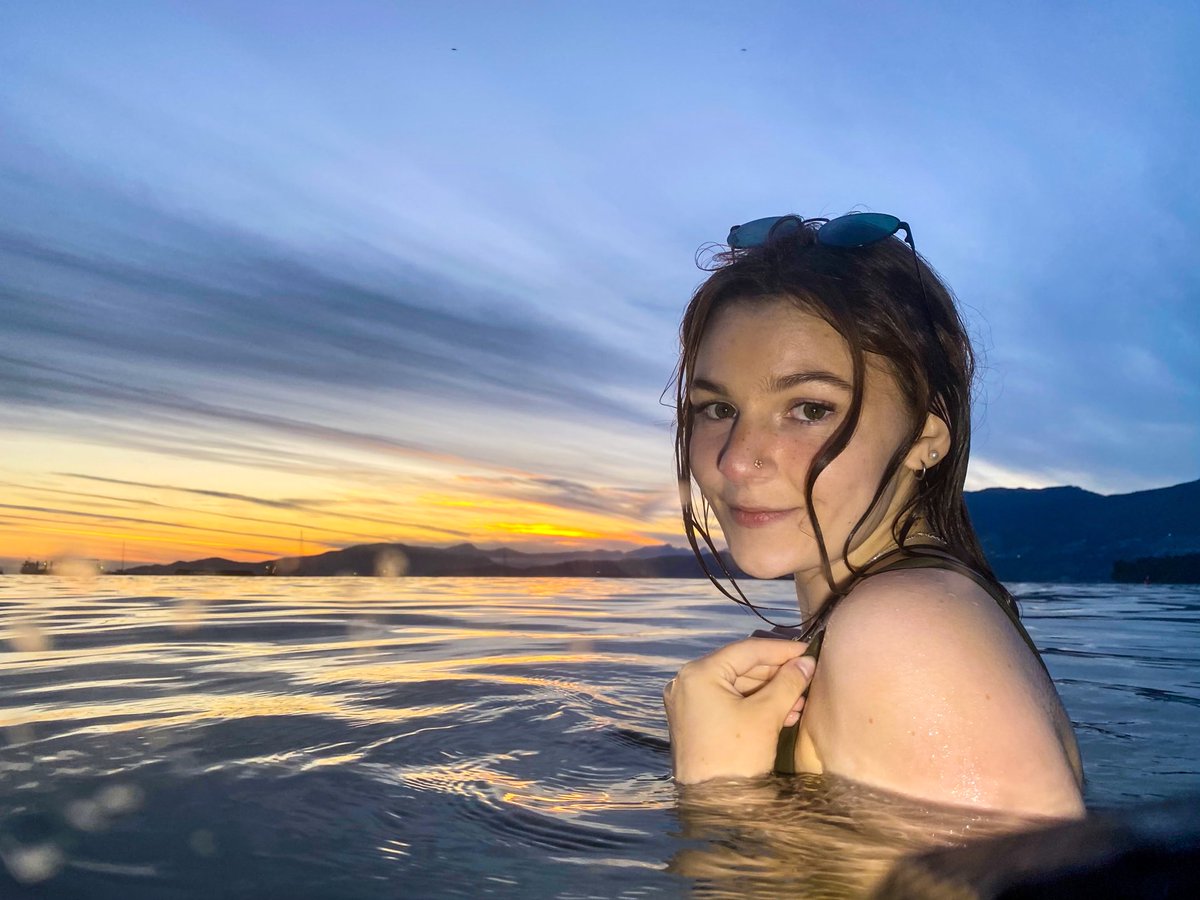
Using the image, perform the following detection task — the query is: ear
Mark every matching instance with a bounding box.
[904,413,951,476]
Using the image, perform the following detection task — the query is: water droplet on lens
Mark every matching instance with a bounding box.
[169,597,204,632]
[64,799,106,832]
[95,783,143,815]
[10,621,51,653]
[189,829,217,857]
[0,842,65,885]
[374,548,409,578]
[55,557,99,580]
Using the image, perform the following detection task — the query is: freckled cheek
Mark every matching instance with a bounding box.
[777,441,818,478]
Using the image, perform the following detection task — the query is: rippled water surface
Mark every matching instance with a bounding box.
[2,577,1198,897]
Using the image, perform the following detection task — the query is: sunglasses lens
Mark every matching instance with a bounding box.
[727,215,802,249]
[817,212,902,248]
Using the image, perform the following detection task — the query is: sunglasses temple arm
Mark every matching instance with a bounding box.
[899,223,939,339]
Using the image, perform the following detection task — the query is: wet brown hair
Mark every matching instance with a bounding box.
[673,216,1014,632]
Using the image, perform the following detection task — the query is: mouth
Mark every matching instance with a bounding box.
[728,505,801,528]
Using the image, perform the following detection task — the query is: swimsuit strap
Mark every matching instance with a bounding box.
[771,548,1045,775]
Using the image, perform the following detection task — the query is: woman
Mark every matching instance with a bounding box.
[663,213,1083,819]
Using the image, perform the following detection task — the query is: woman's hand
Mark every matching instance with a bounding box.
[663,637,817,783]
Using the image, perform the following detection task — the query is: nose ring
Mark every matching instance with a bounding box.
[754,459,763,469]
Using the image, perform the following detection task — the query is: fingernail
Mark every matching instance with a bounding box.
[795,656,816,678]
[783,710,799,727]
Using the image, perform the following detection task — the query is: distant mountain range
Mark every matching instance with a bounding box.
[123,541,738,579]
[967,478,1200,582]
[119,478,1200,583]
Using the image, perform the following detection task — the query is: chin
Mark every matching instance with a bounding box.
[725,542,804,581]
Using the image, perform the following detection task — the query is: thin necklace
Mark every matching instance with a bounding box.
[863,532,946,568]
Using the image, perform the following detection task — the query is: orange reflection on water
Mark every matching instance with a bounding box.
[305,652,626,706]
[394,759,672,818]
[0,692,469,734]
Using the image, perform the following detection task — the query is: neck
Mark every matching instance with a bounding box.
[792,521,945,620]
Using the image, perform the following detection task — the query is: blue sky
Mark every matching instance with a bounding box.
[1,1,1197,566]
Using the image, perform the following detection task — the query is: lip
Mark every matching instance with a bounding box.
[728,505,800,528]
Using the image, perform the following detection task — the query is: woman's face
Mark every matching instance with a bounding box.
[688,299,919,584]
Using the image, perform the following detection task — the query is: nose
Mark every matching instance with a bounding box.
[717,418,774,481]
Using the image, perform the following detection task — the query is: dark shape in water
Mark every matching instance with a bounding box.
[875,793,1200,899]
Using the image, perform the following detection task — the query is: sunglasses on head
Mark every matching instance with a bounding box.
[726,211,933,328]
[726,211,911,250]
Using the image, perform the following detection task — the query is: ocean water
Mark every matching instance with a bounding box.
[1,576,1198,898]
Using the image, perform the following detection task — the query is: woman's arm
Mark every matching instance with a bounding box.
[664,636,816,783]
[802,569,1084,818]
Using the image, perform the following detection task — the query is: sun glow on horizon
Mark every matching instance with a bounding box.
[0,432,681,568]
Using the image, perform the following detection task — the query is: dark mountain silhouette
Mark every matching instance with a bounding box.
[118,478,1199,582]
[966,478,1200,582]
[123,542,742,579]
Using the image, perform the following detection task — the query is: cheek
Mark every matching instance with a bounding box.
[687,427,721,477]
[811,445,898,523]
[778,439,819,480]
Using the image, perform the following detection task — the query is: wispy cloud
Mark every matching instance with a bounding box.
[455,473,674,522]
[0,203,660,421]
[1,2,1196,567]
[51,473,471,539]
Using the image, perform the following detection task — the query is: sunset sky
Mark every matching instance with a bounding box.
[2,2,1197,570]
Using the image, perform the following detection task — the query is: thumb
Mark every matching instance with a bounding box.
[753,654,816,717]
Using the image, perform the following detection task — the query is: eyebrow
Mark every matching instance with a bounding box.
[690,371,853,394]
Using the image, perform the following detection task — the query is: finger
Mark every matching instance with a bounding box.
[782,698,806,728]
[730,662,783,693]
[752,654,817,717]
[705,636,809,679]
[739,662,785,681]
[731,672,774,696]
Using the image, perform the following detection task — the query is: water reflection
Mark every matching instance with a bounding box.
[670,775,1041,897]
[0,577,1197,896]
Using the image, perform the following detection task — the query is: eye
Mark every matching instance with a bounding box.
[791,402,833,423]
[696,401,736,421]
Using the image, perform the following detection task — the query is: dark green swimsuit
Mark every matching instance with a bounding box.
[753,548,1047,775]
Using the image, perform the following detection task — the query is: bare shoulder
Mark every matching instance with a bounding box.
[825,569,1038,675]
[804,569,1083,818]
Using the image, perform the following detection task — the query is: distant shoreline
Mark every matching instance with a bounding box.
[8,478,1200,584]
